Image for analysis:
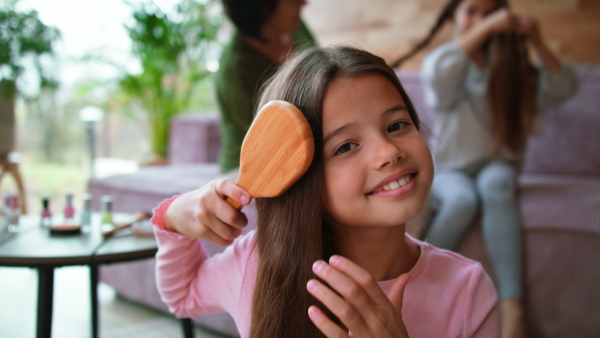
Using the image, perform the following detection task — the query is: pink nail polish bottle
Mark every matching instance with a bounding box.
[64,193,75,223]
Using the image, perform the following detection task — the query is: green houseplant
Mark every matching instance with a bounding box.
[0,0,60,155]
[118,0,222,163]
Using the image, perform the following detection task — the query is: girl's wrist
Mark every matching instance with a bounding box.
[151,195,179,232]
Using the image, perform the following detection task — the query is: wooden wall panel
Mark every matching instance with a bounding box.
[303,0,600,69]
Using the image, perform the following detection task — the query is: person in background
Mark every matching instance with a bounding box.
[216,0,315,174]
[390,0,578,337]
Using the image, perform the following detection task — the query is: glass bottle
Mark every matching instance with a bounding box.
[0,194,9,233]
[80,193,93,230]
[41,197,52,228]
[64,193,75,223]
[8,195,21,232]
[101,195,113,231]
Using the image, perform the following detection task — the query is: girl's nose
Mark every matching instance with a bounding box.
[371,137,403,169]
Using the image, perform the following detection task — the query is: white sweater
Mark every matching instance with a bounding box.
[421,41,578,171]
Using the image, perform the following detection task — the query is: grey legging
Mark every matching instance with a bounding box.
[424,161,523,299]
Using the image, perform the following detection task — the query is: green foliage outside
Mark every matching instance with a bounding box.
[118,0,223,160]
[0,0,61,98]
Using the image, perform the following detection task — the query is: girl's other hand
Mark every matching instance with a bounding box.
[164,179,251,246]
[484,8,518,35]
[307,255,411,338]
[517,16,541,44]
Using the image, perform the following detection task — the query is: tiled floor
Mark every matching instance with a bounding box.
[0,266,227,338]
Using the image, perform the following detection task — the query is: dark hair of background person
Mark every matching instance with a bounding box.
[248,45,421,338]
[391,0,538,155]
[222,0,279,41]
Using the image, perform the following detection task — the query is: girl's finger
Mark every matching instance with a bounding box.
[328,255,391,305]
[200,206,243,242]
[313,259,377,309]
[214,179,251,206]
[329,255,410,337]
[307,278,368,335]
[386,273,411,314]
[312,261,389,337]
[203,228,235,247]
[185,209,241,246]
[307,305,349,338]
[212,195,249,229]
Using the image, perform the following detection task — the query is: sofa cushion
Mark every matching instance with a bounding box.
[523,65,600,176]
[89,164,221,213]
[169,113,221,165]
[519,174,600,236]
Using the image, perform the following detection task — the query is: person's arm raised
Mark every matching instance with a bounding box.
[518,16,561,72]
[456,8,518,68]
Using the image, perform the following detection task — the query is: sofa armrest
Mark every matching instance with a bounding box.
[169,113,221,165]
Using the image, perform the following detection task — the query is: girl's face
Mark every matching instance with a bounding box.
[264,0,306,35]
[321,74,433,230]
[453,0,499,36]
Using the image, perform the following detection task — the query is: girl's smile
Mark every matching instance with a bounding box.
[321,74,434,230]
[368,171,416,196]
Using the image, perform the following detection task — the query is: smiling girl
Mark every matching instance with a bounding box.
[153,46,499,337]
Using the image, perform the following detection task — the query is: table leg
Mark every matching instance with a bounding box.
[90,264,99,338]
[180,318,195,338]
[37,267,54,338]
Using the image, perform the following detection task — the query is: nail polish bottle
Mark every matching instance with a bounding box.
[1,195,9,219]
[8,195,21,232]
[41,197,52,228]
[0,196,6,231]
[64,193,75,223]
[80,194,92,231]
[101,195,113,231]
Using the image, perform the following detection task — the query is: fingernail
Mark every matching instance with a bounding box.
[329,255,340,266]
[312,260,324,273]
[240,195,249,205]
[307,279,318,292]
[308,306,319,318]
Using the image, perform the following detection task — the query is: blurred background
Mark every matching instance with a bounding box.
[1,0,599,337]
[2,0,597,216]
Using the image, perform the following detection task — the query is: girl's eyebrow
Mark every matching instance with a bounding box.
[385,104,408,115]
[323,124,351,148]
[322,104,408,146]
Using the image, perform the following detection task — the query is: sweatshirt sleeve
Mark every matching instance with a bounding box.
[463,263,501,337]
[537,62,579,113]
[421,42,471,112]
[152,198,256,319]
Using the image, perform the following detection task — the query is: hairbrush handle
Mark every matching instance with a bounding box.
[225,196,243,211]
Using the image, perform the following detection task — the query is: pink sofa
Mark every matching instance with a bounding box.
[89,65,600,337]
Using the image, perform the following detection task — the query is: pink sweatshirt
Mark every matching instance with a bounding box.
[154,207,499,337]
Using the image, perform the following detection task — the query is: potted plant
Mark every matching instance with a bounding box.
[0,0,60,155]
[118,0,222,164]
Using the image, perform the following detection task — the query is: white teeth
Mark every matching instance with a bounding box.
[379,175,412,192]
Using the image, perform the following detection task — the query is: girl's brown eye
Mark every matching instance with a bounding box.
[388,121,409,133]
[334,142,357,155]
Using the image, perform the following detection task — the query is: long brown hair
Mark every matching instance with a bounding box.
[391,0,538,155]
[248,46,421,337]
